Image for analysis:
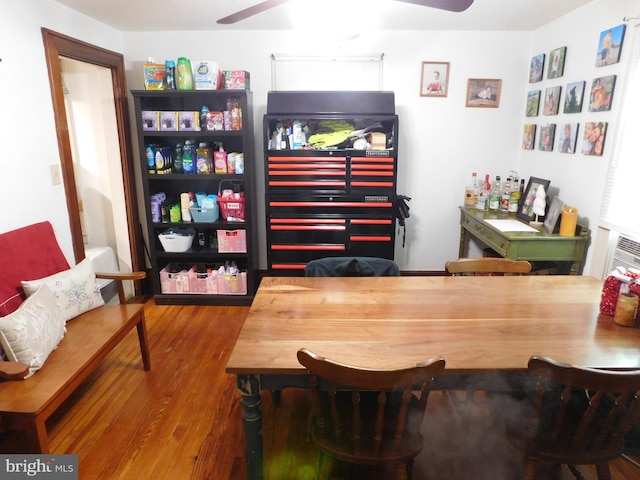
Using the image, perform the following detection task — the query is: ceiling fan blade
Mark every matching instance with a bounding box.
[217,0,292,24]
[393,0,474,13]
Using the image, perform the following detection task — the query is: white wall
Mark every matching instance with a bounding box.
[2,0,636,275]
[0,1,123,264]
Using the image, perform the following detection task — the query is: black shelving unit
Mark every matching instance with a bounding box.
[132,89,257,305]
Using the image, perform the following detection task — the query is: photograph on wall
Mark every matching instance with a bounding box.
[529,54,545,83]
[522,124,537,150]
[558,122,579,154]
[543,86,562,115]
[525,90,541,117]
[563,80,585,113]
[588,75,616,112]
[465,78,502,108]
[420,61,450,97]
[596,24,626,67]
[581,121,608,156]
[538,124,556,152]
[547,46,567,79]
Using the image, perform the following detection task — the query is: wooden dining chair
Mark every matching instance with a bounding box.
[297,348,445,480]
[519,355,640,480]
[445,257,532,276]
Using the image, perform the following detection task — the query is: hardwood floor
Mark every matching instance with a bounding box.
[2,300,639,479]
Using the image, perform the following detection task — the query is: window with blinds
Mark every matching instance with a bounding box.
[599,22,640,236]
[271,53,384,91]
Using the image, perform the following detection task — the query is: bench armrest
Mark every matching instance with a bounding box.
[95,271,147,305]
[0,361,29,380]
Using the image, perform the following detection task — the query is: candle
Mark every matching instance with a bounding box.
[559,206,578,237]
[614,292,639,327]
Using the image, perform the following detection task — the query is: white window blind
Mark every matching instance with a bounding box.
[600,21,640,236]
[271,53,384,91]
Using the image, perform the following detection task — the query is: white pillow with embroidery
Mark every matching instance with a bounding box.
[21,258,104,323]
[0,284,66,378]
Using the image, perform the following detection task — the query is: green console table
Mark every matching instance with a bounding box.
[458,207,590,275]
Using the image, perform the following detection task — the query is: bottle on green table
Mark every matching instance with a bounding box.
[489,175,501,211]
[464,172,478,208]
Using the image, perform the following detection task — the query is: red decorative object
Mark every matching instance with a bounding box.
[600,268,640,319]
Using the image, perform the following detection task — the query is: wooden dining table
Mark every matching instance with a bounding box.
[225,275,640,479]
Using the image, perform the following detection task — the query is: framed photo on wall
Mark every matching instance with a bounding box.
[518,177,551,223]
[581,121,608,156]
[420,61,450,97]
[543,86,562,115]
[596,24,626,67]
[588,75,616,112]
[547,46,567,79]
[465,78,502,108]
[529,53,545,83]
[563,80,585,113]
[558,122,579,154]
[522,124,536,150]
[525,90,541,117]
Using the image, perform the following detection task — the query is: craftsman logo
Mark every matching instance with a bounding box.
[364,195,389,202]
[365,150,390,157]
[1,455,77,479]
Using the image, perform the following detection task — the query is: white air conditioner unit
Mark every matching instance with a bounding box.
[609,233,640,272]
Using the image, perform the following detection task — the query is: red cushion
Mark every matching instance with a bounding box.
[0,222,70,316]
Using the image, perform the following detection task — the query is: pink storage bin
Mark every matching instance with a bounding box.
[217,229,247,253]
[160,263,190,293]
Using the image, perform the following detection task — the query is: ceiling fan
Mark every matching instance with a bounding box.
[217,0,474,24]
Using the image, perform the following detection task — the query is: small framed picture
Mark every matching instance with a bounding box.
[529,53,545,83]
[465,78,502,108]
[538,124,556,152]
[420,61,450,97]
[548,47,567,79]
[544,196,565,234]
[518,177,551,223]
[543,86,562,115]
[581,121,608,156]
[563,81,585,114]
[596,24,626,67]
[558,122,579,154]
[588,75,616,112]
[522,124,537,150]
[525,90,541,117]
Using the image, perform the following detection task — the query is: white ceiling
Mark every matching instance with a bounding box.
[53,0,594,32]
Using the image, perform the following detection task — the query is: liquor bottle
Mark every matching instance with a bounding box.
[500,177,511,212]
[489,175,501,211]
[508,182,521,213]
[477,174,491,210]
[518,179,526,208]
[464,172,478,207]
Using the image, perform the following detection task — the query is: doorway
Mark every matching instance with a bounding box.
[41,28,144,296]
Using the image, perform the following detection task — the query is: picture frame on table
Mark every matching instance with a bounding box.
[596,24,626,67]
[547,46,567,79]
[518,176,551,223]
[588,75,616,112]
[465,78,502,108]
[543,86,562,115]
[529,53,545,83]
[420,61,450,97]
[525,90,541,117]
[544,196,564,234]
[563,80,585,113]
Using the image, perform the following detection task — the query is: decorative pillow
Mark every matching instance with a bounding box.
[21,258,105,323]
[0,284,66,378]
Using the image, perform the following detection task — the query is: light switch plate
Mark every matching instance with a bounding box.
[50,164,62,186]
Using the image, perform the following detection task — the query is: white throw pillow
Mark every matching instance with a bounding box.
[22,258,105,323]
[0,284,66,378]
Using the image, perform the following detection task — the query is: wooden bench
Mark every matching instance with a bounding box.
[0,222,151,453]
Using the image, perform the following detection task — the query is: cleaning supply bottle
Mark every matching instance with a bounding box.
[214,142,227,174]
[176,57,194,90]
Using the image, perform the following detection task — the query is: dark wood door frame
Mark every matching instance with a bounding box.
[41,28,143,289]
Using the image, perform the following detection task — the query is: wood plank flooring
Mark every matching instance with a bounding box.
[2,300,639,479]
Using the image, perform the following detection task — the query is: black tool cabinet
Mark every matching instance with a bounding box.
[263,91,399,275]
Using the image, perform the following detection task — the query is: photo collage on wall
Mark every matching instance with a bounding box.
[521,23,625,157]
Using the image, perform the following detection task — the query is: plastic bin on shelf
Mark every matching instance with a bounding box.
[158,228,195,252]
[217,229,247,253]
[159,263,190,293]
[218,180,245,221]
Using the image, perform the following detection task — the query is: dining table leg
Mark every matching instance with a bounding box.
[236,374,264,480]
